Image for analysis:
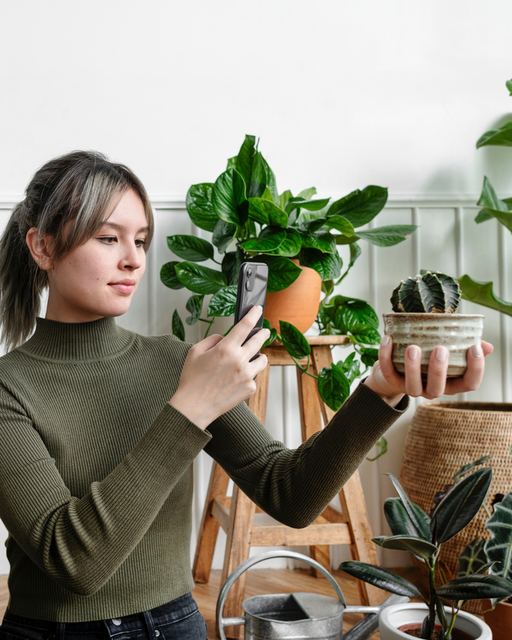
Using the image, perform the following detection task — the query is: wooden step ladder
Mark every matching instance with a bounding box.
[193,336,382,639]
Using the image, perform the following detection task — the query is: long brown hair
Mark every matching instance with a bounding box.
[0,150,154,351]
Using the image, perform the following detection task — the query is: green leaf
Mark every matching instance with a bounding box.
[261,318,278,348]
[454,456,491,483]
[279,189,293,211]
[485,493,512,587]
[235,135,256,191]
[207,285,238,317]
[458,274,512,316]
[212,168,247,226]
[172,310,185,341]
[355,225,418,247]
[431,467,493,544]
[373,534,437,560]
[240,227,286,253]
[317,364,351,411]
[476,121,512,148]
[249,151,268,198]
[507,78,512,96]
[185,294,204,326]
[366,437,388,462]
[295,209,327,229]
[458,538,487,578]
[186,183,218,232]
[299,230,336,253]
[252,256,302,293]
[261,155,279,205]
[325,215,355,236]
[349,323,381,346]
[476,176,512,232]
[299,248,343,281]
[166,234,214,262]
[338,561,421,598]
[221,250,243,286]
[436,574,512,600]
[359,347,379,368]
[337,298,379,331]
[421,615,432,639]
[212,219,237,254]
[475,209,494,224]
[248,198,288,228]
[286,197,331,214]
[297,187,317,200]
[279,320,310,359]
[327,186,388,228]
[384,497,431,540]
[160,261,185,289]
[337,352,361,385]
[175,262,227,295]
[387,473,429,540]
[267,228,302,257]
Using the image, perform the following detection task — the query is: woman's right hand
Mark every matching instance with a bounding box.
[168,306,270,430]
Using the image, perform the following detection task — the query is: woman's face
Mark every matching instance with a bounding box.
[45,188,149,323]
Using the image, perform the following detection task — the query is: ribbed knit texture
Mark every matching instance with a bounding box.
[0,316,408,622]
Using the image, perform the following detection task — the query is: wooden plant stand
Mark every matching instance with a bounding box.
[193,336,382,639]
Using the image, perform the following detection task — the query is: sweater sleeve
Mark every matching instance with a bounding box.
[204,379,409,528]
[0,388,211,597]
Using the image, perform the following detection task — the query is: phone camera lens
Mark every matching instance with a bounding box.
[247,269,252,277]
[245,281,251,291]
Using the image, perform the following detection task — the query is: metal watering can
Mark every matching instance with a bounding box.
[216,550,409,640]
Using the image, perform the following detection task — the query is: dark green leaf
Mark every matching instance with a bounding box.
[476,176,512,233]
[299,248,343,281]
[235,135,256,191]
[160,261,185,289]
[222,250,242,286]
[286,197,331,214]
[166,234,214,262]
[356,225,418,247]
[186,183,218,232]
[261,155,279,205]
[212,219,237,254]
[185,294,204,326]
[387,473,428,540]
[454,456,491,483]
[172,310,185,341]
[349,323,381,345]
[360,347,379,368]
[325,215,355,236]
[249,151,268,198]
[299,230,336,253]
[431,467,493,544]
[338,561,421,598]
[485,493,512,584]
[384,497,431,540]
[421,615,431,639]
[207,285,238,317]
[337,299,379,331]
[475,209,494,224]
[212,168,247,225]
[248,198,288,228]
[267,228,302,257]
[337,352,361,385]
[372,535,437,560]
[240,227,286,253]
[279,189,293,211]
[261,319,278,348]
[279,320,310,359]
[476,121,512,148]
[507,78,512,95]
[295,209,327,228]
[298,216,329,233]
[252,256,302,292]
[458,538,487,578]
[459,274,512,317]
[226,157,237,170]
[437,574,512,600]
[327,186,388,228]
[175,262,227,295]
[317,364,351,411]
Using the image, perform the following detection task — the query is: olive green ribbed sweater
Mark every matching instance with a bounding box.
[0,316,408,622]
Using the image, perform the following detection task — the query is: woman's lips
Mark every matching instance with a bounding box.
[109,283,135,294]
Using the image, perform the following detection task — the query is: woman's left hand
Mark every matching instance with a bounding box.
[364,337,494,407]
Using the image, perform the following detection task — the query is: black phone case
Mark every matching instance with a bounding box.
[234,262,269,361]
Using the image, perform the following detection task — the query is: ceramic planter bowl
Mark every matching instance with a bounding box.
[379,603,492,640]
[483,599,512,640]
[382,313,484,377]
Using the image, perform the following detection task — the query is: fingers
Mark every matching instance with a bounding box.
[192,333,223,354]
[377,335,405,391]
[445,342,486,395]
[482,340,494,356]
[228,305,264,345]
[403,345,424,397]
[424,346,449,399]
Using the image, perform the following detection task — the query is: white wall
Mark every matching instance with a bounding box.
[1,0,512,576]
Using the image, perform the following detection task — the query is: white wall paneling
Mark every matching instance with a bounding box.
[0,196,508,574]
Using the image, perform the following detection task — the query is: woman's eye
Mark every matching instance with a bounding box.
[99,236,116,244]
[136,238,147,248]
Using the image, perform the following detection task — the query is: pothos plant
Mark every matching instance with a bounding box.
[161,136,417,456]
[458,77,512,316]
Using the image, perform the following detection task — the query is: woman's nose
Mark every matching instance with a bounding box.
[120,242,144,270]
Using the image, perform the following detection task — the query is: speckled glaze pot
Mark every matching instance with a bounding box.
[382,313,485,377]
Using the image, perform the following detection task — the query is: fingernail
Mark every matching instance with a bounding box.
[436,346,448,361]
[381,335,391,347]
[255,305,263,312]
[472,343,483,358]
[409,345,420,361]
[264,328,271,337]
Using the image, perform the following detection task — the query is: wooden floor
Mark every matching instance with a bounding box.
[0,567,419,639]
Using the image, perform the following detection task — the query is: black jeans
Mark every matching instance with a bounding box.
[0,593,207,640]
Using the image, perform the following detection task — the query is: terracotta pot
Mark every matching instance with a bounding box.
[483,599,512,640]
[383,312,484,377]
[264,258,322,333]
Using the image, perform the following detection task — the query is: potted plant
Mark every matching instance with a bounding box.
[382,271,484,377]
[161,135,417,434]
[339,468,511,639]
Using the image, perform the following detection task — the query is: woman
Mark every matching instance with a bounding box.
[0,151,491,639]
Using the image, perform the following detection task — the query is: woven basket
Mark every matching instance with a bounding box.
[400,401,512,614]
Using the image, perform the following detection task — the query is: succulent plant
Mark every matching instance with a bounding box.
[391,271,461,314]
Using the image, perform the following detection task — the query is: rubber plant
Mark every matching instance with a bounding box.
[458,77,512,316]
[339,465,512,639]
[161,135,417,439]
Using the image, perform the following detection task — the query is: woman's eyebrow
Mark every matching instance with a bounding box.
[100,221,149,233]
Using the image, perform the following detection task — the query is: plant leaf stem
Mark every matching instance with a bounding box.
[290,354,318,380]
[427,556,437,639]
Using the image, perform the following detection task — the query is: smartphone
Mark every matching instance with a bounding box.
[234,262,269,362]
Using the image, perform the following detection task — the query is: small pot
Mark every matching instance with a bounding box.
[379,603,492,640]
[264,259,322,333]
[382,313,484,377]
[483,598,512,640]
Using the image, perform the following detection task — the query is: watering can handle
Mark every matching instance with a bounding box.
[216,550,346,640]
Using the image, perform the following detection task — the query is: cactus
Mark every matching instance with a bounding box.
[391,271,461,313]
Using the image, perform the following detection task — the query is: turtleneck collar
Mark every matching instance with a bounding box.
[18,316,134,362]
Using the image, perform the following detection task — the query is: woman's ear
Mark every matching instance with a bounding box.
[25,228,54,270]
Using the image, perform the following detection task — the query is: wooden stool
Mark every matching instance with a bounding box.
[193,336,382,639]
